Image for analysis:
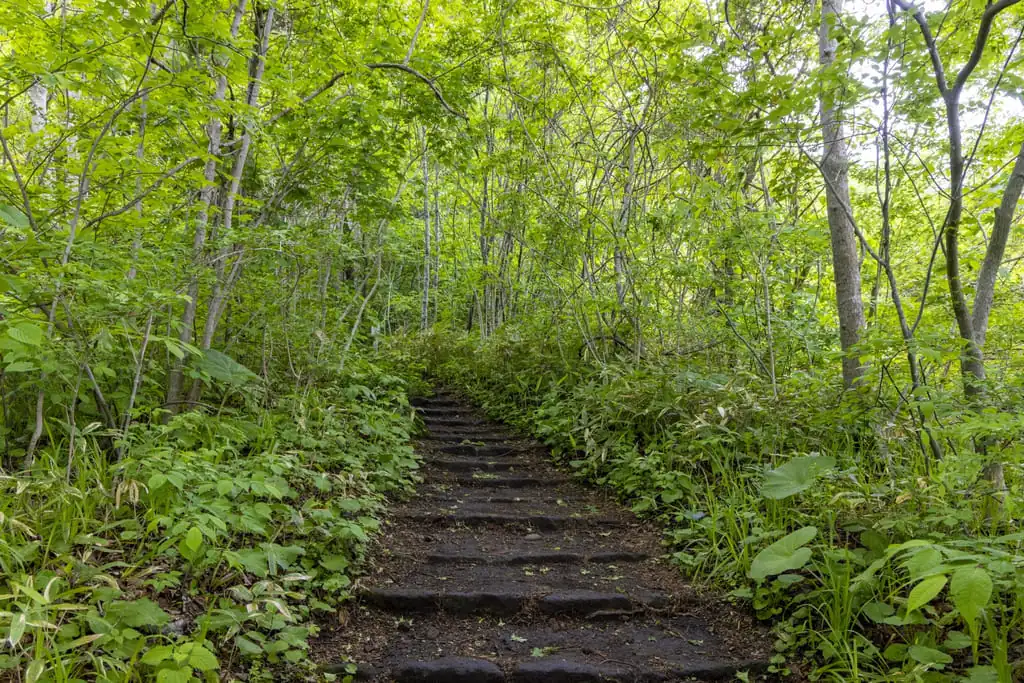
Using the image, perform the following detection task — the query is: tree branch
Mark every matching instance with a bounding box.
[365,62,468,120]
[953,0,1023,95]
[82,157,201,232]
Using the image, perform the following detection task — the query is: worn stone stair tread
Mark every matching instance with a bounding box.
[419,490,597,505]
[422,432,519,442]
[441,473,572,487]
[332,613,766,681]
[411,397,462,408]
[435,443,533,458]
[416,405,476,415]
[360,586,672,615]
[392,509,624,529]
[360,587,530,614]
[423,416,494,427]
[416,549,650,565]
[423,457,530,472]
[387,525,657,561]
[413,493,614,516]
[510,656,767,682]
[393,657,505,683]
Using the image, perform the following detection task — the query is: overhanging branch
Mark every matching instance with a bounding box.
[365,62,468,120]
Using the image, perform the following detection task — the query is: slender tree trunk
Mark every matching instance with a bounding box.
[166,0,248,412]
[817,0,866,388]
[196,3,274,354]
[421,128,431,330]
[972,141,1024,348]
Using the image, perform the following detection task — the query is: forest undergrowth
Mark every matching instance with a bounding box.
[0,354,421,683]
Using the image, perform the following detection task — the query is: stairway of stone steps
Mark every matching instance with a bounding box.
[318,390,770,682]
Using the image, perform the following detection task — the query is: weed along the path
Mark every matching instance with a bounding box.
[314,390,769,681]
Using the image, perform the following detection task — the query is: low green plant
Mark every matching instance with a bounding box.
[0,359,419,682]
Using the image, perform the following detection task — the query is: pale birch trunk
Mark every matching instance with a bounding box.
[818,0,866,389]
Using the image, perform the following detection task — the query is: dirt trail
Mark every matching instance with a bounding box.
[316,390,771,682]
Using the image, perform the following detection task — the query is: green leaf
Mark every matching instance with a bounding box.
[141,645,175,666]
[907,644,952,667]
[950,566,992,628]
[186,644,219,671]
[185,526,204,553]
[156,668,191,683]
[7,611,26,646]
[943,631,972,650]
[963,666,999,683]
[749,526,818,581]
[25,660,45,683]
[106,599,170,628]
[906,574,947,614]
[193,349,259,387]
[0,204,29,228]
[7,323,44,347]
[761,455,835,499]
[4,360,37,372]
[903,547,943,580]
[320,554,350,572]
[235,635,264,656]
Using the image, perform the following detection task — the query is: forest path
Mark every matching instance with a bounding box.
[316,390,771,682]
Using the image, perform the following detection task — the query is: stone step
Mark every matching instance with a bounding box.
[392,510,624,530]
[411,396,462,408]
[436,443,531,458]
[418,549,649,565]
[414,495,613,518]
[361,558,679,615]
[392,657,502,683]
[333,654,763,683]
[424,457,529,472]
[443,474,571,488]
[422,432,519,443]
[327,613,768,681]
[424,417,494,429]
[416,406,476,417]
[385,509,657,563]
[360,587,671,617]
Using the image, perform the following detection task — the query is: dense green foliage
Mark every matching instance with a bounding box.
[2,0,1024,679]
[0,361,419,681]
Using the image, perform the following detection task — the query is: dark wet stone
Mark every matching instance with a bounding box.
[538,590,633,614]
[393,657,504,683]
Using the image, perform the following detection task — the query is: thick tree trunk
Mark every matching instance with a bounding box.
[817,0,866,389]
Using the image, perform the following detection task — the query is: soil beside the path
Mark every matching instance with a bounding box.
[313,390,772,682]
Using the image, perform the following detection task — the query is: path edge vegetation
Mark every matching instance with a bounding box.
[414,331,1024,683]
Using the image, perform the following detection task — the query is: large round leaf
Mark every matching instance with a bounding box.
[749,526,818,581]
[761,455,836,499]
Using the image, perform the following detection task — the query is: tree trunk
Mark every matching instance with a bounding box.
[165,0,248,413]
[421,129,431,330]
[972,141,1024,348]
[817,0,866,388]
